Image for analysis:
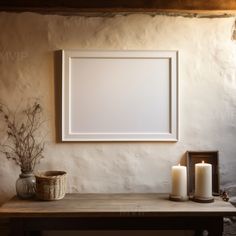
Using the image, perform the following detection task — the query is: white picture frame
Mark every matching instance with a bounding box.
[62,50,178,141]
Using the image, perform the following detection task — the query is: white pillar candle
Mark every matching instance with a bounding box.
[171,164,187,198]
[195,161,212,199]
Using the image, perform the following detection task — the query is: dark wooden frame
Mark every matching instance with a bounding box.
[1,0,236,13]
[186,151,219,196]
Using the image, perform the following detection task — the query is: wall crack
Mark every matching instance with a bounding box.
[232,18,236,41]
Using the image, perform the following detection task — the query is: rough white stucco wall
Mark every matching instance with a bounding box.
[0,12,236,214]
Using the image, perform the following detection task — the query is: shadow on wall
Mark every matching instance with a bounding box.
[54,50,62,143]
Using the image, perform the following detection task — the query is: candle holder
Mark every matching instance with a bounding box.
[169,194,189,202]
[191,195,214,203]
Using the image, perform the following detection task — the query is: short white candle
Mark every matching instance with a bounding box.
[195,161,212,199]
[171,164,187,198]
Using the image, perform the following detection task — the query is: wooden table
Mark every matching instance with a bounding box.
[0,193,235,236]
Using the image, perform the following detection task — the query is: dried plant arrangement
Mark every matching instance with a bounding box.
[0,101,45,173]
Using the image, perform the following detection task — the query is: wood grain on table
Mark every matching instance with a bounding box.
[0,193,235,218]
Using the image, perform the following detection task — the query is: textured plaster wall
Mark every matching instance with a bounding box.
[0,12,236,235]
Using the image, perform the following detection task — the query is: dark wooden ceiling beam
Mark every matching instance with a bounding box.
[0,0,236,13]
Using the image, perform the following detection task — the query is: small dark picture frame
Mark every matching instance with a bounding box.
[186,151,220,196]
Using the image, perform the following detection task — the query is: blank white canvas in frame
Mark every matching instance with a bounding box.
[62,50,178,141]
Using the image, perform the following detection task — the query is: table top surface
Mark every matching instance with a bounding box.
[0,193,235,218]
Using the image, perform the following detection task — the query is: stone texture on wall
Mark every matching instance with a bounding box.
[0,12,236,236]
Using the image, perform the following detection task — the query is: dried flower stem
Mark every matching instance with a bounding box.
[0,101,45,173]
